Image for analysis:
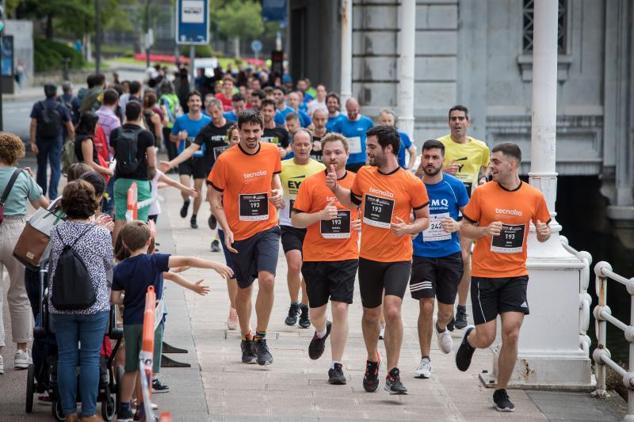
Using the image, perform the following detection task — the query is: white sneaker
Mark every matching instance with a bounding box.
[436,327,453,354]
[0,355,4,374]
[14,349,32,369]
[379,323,385,340]
[415,357,432,379]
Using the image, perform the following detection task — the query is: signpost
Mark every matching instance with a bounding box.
[251,39,262,60]
[176,0,210,83]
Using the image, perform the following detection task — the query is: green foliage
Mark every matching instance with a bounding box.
[34,38,84,72]
[215,0,264,40]
[195,44,214,57]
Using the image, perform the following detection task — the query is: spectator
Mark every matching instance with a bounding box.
[29,84,75,199]
[96,88,121,145]
[48,180,113,422]
[119,81,142,113]
[74,112,113,178]
[59,82,79,125]
[143,91,164,147]
[158,80,182,162]
[174,67,191,113]
[78,73,106,113]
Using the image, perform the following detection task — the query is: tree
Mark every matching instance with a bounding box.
[216,0,264,58]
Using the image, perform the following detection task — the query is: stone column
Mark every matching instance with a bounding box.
[397,0,415,137]
[340,0,353,104]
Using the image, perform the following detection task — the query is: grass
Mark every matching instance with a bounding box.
[107,56,247,69]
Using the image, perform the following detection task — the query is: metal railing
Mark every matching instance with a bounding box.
[561,236,593,355]
[592,261,634,420]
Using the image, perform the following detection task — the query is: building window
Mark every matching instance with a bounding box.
[522,0,567,54]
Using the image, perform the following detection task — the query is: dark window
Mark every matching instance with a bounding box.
[523,0,567,54]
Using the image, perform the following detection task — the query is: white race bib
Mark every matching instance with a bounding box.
[348,136,362,154]
[422,212,451,242]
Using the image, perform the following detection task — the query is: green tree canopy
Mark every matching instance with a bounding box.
[216,0,264,41]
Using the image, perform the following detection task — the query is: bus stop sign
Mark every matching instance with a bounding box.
[176,0,209,45]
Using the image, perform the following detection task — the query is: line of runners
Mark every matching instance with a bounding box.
[161,102,551,413]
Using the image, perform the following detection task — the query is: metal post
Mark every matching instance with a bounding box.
[596,270,607,395]
[145,0,151,69]
[629,287,634,420]
[397,0,415,138]
[340,0,352,103]
[95,0,101,73]
[189,45,195,88]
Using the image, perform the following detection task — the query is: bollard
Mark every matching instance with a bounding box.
[139,286,156,421]
[126,182,138,221]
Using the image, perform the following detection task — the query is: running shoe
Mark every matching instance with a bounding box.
[328,363,347,385]
[226,308,238,330]
[298,304,311,328]
[455,325,476,371]
[414,357,432,379]
[180,200,190,218]
[446,316,455,332]
[308,321,332,360]
[151,378,169,393]
[210,239,221,252]
[117,406,134,422]
[14,349,31,369]
[241,339,257,364]
[436,323,453,354]
[208,214,217,230]
[363,359,380,392]
[190,215,198,229]
[493,389,515,412]
[384,367,408,395]
[285,303,300,326]
[255,339,273,365]
[455,305,468,330]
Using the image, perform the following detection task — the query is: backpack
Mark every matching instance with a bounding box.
[61,139,78,175]
[37,101,63,138]
[51,225,96,311]
[114,126,143,177]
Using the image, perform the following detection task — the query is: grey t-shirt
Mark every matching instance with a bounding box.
[0,167,43,216]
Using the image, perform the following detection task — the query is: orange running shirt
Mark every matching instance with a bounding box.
[293,170,359,262]
[208,142,282,240]
[462,181,551,278]
[351,166,429,262]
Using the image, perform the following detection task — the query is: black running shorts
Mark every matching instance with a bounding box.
[178,158,193,176]
[357,258,411,309]
[281,225,306,254]
[191,156,213,179]
[410,253,463,304]
[471,276,530,325]
[230,226,281,288]
[218,229,238,275]
[302,260,358,308]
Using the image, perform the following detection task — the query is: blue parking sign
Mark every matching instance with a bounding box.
[176,0,209,45]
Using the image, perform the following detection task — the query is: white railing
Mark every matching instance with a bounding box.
[561,236,593,355]
[592,261,634,421]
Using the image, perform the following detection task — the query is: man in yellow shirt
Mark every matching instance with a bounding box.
[280,129,326,328]
[437,105,490,330]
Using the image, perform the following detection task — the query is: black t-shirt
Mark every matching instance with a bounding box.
[262,126,290,148]
[194,121,232,166]
[310,132,329,162]
[110,123,155,180]
[74,134,99,164]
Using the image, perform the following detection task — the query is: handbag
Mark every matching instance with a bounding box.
[0,169,23,225]
[13,201,65,269]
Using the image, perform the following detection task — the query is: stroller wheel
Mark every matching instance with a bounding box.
[25,364,35,413]
[101,390,116,421]
[51,398,64,422]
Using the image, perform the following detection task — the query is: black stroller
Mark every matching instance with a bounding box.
[24,261,123,421]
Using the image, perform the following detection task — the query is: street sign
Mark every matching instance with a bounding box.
[271,50,283,76]
[176,0,209,45]
[251,40,262,54]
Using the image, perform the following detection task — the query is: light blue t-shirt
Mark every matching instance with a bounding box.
[171,114,211,156]
[0,168,43,216]
[223,111,238,123]
[326,114,342,132]
[274,106,312,128]
[398,130,413,168]
[330,115,374,165]
[413,173,469,258]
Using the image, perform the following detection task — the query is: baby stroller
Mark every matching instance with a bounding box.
[24,261,123,421]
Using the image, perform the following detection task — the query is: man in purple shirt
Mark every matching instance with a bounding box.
[96,88,121,216]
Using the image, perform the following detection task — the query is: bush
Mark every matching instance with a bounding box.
[194,44,213,58]
[34,38,84,73]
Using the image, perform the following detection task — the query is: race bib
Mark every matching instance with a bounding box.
[239,193,268,221]
[491,224,525,254]
[348,136,362,154]
[213,145,229,160]
[320,210,351,239]
[422,212,451,242]
[363,194,394,229]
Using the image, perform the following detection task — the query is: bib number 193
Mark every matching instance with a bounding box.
[239,193,269,221]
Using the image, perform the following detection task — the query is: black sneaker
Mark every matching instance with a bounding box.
[298,304,311,328]
[151,378,169,393]
[384,367,408,395]
[446,316,455,332]
[455,325,476,371]
[308,321,332,360]
[255,339,273,365]
[208,214,217,230]
[210,239,221,252]
[241,339,257,364]
[455,305,468,330]
[117,406,134,421]
[328,363,347,385]
[362,360,380,392]
[285,303,300,326]
[493,389,515,412]
[190,215,198,229]
[180,200,190,218]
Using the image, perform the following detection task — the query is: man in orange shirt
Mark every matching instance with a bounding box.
[328,126,430,395]
[455,143,551,412]
[292,133,360,385]
[208,110,284,366]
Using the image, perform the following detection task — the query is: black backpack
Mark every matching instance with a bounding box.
[37,101,63,138]
[114,126,143,176]
[51,225,96,311]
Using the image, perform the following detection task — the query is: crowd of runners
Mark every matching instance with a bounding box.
[0,67,553,420]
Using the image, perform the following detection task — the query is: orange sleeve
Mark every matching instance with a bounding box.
[273,149,282,174]
[293,177,312,213]
[462,187,481,223]
[208,155,226,192]
[411,177,429,210]
[534,192,552,224]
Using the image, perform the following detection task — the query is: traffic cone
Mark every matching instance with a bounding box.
[126,182,138,221]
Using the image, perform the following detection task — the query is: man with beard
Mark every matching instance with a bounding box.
[409,140,469,380]
[328,125,429,395]
[261,99,290,158]
[309,109,329,163]
[325,92,342,132]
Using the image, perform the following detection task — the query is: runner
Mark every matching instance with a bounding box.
[208,110,283,366]
[377,109,417,170]
[410,140,469,379]
[169,91,211,229]
[436,105,490,330]
[325,92,342,131]
[260,99,290,158]
[328,125,430,394]
[279,129,325,329]
[455,143,551,412]
[329,97,374,172]
[292,133,360,385]
[309,108,329,163]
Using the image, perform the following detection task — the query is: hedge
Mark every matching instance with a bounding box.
[34,38,85,73]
